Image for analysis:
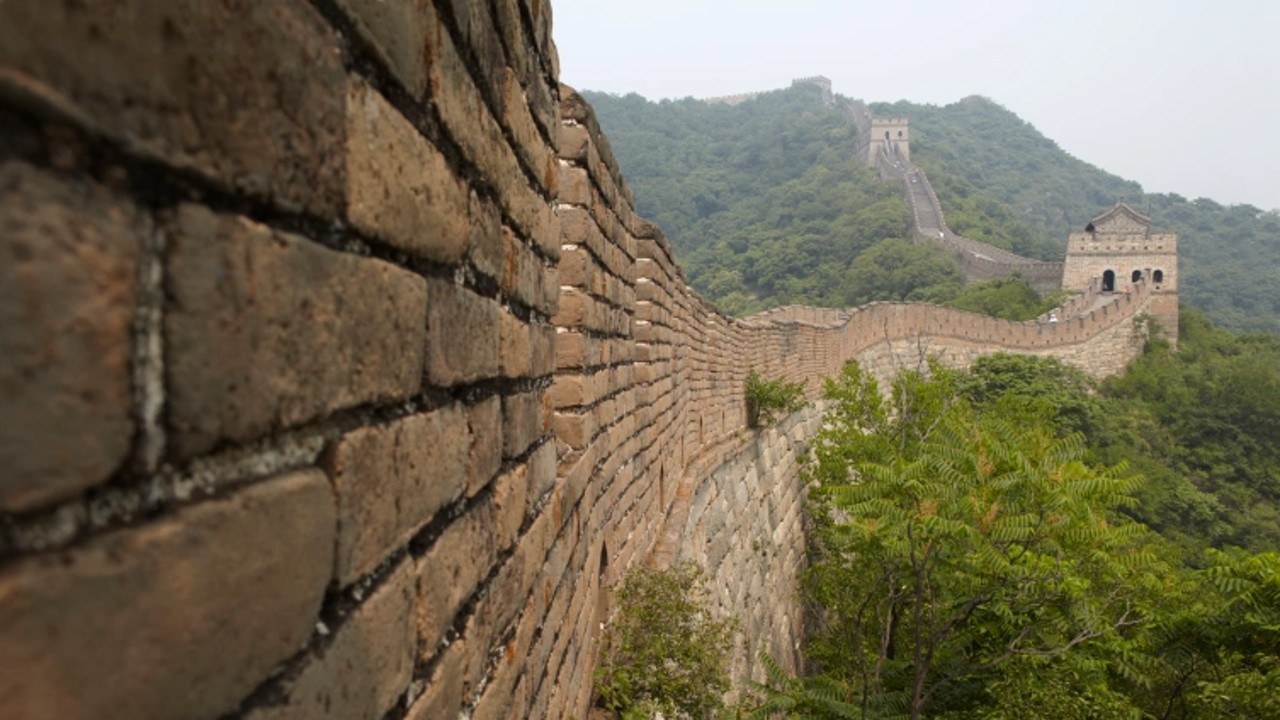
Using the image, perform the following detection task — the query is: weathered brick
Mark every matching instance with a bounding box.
[553,410,594,450]
[346,79,469,263]
[0,0,346,215]
[526,441,558,515]
[0,470,334,720]
[492,464,529,551]
[556,330,585,369]
[405,638,466,720]
[531,321,557,375]
[554,286,588,327]
[502,225,554,313]
[466,395,503,496]
[424,277,499,386]
[558,163,591,206]
[425,7,540,233]
[325,404,469,586]
[500,67,557,196]
[557,122,590,162]
[166,204,427,459]
[499,307,533,379]
[246,560,415,720]
[416,500,498,659]
[0,162,140,511]
[334,0,432,95]
[550,374,585,409]
[503,390,550,459]
[468,192,504,283]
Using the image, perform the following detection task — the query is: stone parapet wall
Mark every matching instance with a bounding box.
[0,3,1158,719]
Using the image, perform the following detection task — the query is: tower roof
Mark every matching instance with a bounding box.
[1085,201,1151,233]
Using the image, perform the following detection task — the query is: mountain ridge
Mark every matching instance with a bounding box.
[583,86,1280,333]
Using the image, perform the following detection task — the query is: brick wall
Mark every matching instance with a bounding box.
[0,2,1158,719]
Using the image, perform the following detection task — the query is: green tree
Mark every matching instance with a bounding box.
[797,361,1164,719]
[594,563,736,719]
[842,238,963,306]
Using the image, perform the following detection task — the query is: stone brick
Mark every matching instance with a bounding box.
[550,374,585,409]
[499,307,532,379]
[502,225,554,313]
[558,163,591,206]
[553,410,594,450]
[334,0,432,95]
[503,390,550,459]
[0,0,347,215]
[557,122,590,162]
[246,560,415,720]
[425,277,499,386]
[492,464,529,550]
[325,404,469,587]
[0,162,140,511]
[531,322,557,376]
[556,330,585,370]
[468,192,504,283]
[500,67,557,196]
[416,500,498,659]
[0,470,334,720]
[166,204,427,459]
[526,441,558,515]
[346,79,470,263]
[405,639,466,720]
[466,395,503,496]
[425,5,546,240]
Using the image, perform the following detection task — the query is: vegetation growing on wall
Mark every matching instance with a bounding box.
[594,564,736,719]
[744,369,808,428]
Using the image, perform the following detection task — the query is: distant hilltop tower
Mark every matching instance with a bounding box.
[867,117,909,164]
[791,76,834,106]
[1062,201,1179,342]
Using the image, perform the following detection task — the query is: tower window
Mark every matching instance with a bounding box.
[1153,269,1164,284]
[1102,269,1115,292]
[1131,269,1142,282]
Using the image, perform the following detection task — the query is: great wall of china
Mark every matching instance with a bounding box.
[0,3,1177,719]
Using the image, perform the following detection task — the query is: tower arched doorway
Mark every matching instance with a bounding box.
[1131,270,1142,283]
[1102,269,1116,292]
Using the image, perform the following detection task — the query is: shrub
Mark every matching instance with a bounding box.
[594,564,736,719]
[744,369,808,428]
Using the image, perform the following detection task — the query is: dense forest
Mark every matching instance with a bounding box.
[584,88,1280,333]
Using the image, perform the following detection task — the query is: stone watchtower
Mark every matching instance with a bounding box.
[1062,201,1179,341]
[866,117,909,164]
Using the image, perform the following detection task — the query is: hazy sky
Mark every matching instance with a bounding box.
[550,0,1280,212]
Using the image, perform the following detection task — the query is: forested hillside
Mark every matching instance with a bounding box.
[879,96,1280,334]
[583,85,911,315]
[586,87,1280,333]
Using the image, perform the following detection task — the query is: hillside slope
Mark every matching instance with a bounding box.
[880,96,1280,333]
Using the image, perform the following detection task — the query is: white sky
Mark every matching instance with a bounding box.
[550,0,1280,211]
